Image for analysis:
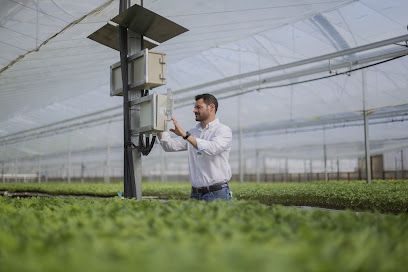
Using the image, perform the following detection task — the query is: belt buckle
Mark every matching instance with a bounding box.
[194,186,212,194]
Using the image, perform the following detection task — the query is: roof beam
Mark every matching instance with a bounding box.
[174,34,408,96]
[175,47,408,106]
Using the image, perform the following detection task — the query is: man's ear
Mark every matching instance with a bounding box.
[209,103,215,112]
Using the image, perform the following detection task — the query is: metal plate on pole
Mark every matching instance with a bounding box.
[88,23,158,51]
[111,4,188,44]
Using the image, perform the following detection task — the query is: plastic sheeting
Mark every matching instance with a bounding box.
[0,0,408,177]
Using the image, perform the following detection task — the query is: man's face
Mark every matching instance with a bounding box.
[194,98,210,122]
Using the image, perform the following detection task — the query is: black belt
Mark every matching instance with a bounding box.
[192,183,228,194]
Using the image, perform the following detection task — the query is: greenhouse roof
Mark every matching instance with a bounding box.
[1,0,408,170]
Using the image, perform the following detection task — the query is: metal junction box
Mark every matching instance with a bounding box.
[110,49,167,96]
[132,93,169,135]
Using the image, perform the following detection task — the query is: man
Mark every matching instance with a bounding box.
[158,93,232,201]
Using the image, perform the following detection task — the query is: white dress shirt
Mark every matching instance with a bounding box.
[159,119,232,188]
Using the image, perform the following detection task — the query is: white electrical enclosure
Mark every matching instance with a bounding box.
[133,93,168,134]
[110,49,167,96]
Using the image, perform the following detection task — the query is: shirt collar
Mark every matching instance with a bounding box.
[197,118,219,130]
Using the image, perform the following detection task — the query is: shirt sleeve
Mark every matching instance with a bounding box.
[196,126,232,156]
[160,132,188,152]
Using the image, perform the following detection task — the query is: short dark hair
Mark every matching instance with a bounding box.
[195,93,218,113]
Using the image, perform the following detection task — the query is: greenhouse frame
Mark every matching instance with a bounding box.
[1,0,408,185]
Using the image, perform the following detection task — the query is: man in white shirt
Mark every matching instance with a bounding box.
[158,94,232,201]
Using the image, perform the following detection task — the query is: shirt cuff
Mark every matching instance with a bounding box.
[195,138,207,152]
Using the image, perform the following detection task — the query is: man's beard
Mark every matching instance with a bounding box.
[195,111,209,121]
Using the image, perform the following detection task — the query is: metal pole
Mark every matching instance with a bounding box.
[337,157,340,181]
[36,0,39,48]
[362,69,371,184]
[238,93,244,184]
[129,0,142,199]
[303,160,307,182]
[237,48,245,184]
[15,158,18,182]
[80,163,85,183]
[310,160,313,181]
[119,0,142,199]
[120,0,132,197]
[285,157,289,182]
[256,150,260,183]
[239,127,243,183]
[38,156,41,183]
[401,149,405,179]
[1,161,4,183]
[263,156,267,182]
[105,145,111,184]
[323,129,328,181]
[331,159,334,177]
[67,151,71,184]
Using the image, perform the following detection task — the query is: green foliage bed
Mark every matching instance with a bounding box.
[0,196,407,272]
[1,180,407,213]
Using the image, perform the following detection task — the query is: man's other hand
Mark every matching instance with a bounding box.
[169,117,186,138]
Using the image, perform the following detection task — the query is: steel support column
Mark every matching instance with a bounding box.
[256,150,260,183]
[238,95,244,183]
[1,162,4,183]
[239,127,243,183]
[401,150,405,179]
[81,163,85,183]
[303,160,307,182]
[263,156,267,182]
[120,0,142,199]
[38,156,41,183]
[67,151,71,184]
[323,129,328,181]
[14,158,18,182]
[129,27,142,199]
[105,145,111,184]
[362,69,371,184]
[337,158,340,181]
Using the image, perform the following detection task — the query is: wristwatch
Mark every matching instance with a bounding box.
[183,131,191,140]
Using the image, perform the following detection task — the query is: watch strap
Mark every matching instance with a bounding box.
[183,131,191,140]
